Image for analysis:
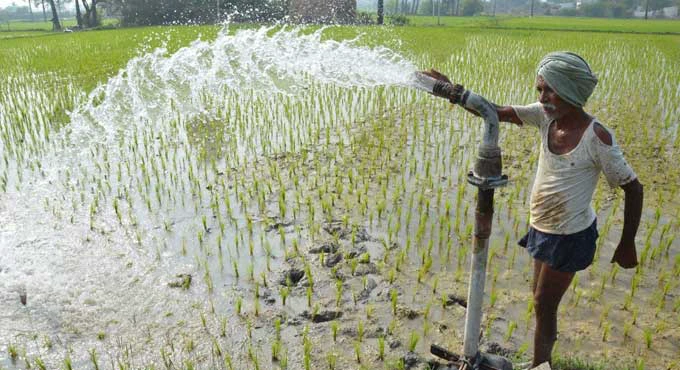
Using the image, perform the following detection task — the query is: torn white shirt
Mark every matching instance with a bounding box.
[512,103,636,234]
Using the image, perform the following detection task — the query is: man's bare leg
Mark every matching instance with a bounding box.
[532,259,574,367]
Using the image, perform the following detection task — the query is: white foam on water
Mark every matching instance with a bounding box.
[69,24,418,147]
[1,23,422,368]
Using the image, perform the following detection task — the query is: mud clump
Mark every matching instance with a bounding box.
[357,277,377,301]
[279,268,305,286]
[403,351,424,369]
[322,220,372,242]
[324,252,343,267]
[444,293,467,308]
[396,305,421,319]
[309,242,338,254]
[301,309,343,323]
[481,341,515,359]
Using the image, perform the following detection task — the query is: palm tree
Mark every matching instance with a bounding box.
[75,0,83,27]
[47,0,60,30]
[25,0,34,21]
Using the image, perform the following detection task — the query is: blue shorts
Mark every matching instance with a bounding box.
[518,219,598,273]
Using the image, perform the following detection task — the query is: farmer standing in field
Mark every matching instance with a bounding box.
[423,52,644,368]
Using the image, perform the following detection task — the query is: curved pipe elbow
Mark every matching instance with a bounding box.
[461,91,503,180]
[461,91,499,151]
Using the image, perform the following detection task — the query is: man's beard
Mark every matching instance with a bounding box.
[542,103,563,120]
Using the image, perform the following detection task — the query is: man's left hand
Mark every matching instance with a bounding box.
[421,69,452,84]
[611,239,638,269]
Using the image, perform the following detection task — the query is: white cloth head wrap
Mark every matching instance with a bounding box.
[537,52,598,108]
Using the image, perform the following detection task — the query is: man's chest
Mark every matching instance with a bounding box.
[547,123,588,155]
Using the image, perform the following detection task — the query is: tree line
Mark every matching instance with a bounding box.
[372,0,678,18]
[3,0,289,30]
[3,0,677,31]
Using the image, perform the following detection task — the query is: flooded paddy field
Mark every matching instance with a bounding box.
[1,24,679,370]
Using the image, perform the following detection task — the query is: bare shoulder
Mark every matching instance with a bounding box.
[593,122,612,146]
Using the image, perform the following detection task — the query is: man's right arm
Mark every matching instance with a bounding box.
[459,104,522,126]
[419,69,526,126]
[496,105,523,125]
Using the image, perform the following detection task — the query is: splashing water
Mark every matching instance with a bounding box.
[70,24,419,146]
[1,24,427,369]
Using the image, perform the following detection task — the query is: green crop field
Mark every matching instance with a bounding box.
[1,18,679,370]
[0,17,120,32]
[407,15,680,34]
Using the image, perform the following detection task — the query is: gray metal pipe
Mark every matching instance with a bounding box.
[463,188,494,359]
[414,72,509,368]
[460,91,503,181]
[461,91,500,154]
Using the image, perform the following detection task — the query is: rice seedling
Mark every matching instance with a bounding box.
[644,327,653,349]
[326,352,337,369]
[7,343,18,361]
[235,296,242,316]
[390,289,398,315]
[62,354,74,370]
[335,279,343,307]
[623,322,633,341]
[271,340,281,361]
[89,348,100,370]
[601,321,611,342]
[357,320,365,342]
[489,288,498,308]
[354,341,362,363]
[224,353,234,370]
[248,344,261,370]
[31,356,47,370]
[408,331,419,352]
[331,321,339,342]
[505,321,517,342]
[232,260,239,279]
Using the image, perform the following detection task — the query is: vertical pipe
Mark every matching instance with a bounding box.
[462,188,495,358]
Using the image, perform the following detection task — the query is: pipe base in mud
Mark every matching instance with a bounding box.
[461,352,514,370]
[430,345,513,370]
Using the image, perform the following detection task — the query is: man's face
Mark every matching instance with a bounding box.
[535,75,571,121]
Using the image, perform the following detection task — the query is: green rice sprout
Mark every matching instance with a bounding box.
[354,341,362,363]
[489,289,498,308]
[224,354,234,370]
[89,348,99,370]
[505,321,517,341]
[644,327,653,349]
[331,320,339,342]
[408,331,419,352]
[254,297,260,317]
[390,289,398,315]
[235,296,242,316]
[232,260,239,279]
[271,340,281,361]
[365,304,374,319]
[335,279,343,307]
[378,336,385,361]
[280,287,289,306]
[326,352,337,370]
[357,320,364,342]
[601,321,611,342]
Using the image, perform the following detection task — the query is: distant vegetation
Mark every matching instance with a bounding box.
[1,0,678,32]
[405,15,680,33]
